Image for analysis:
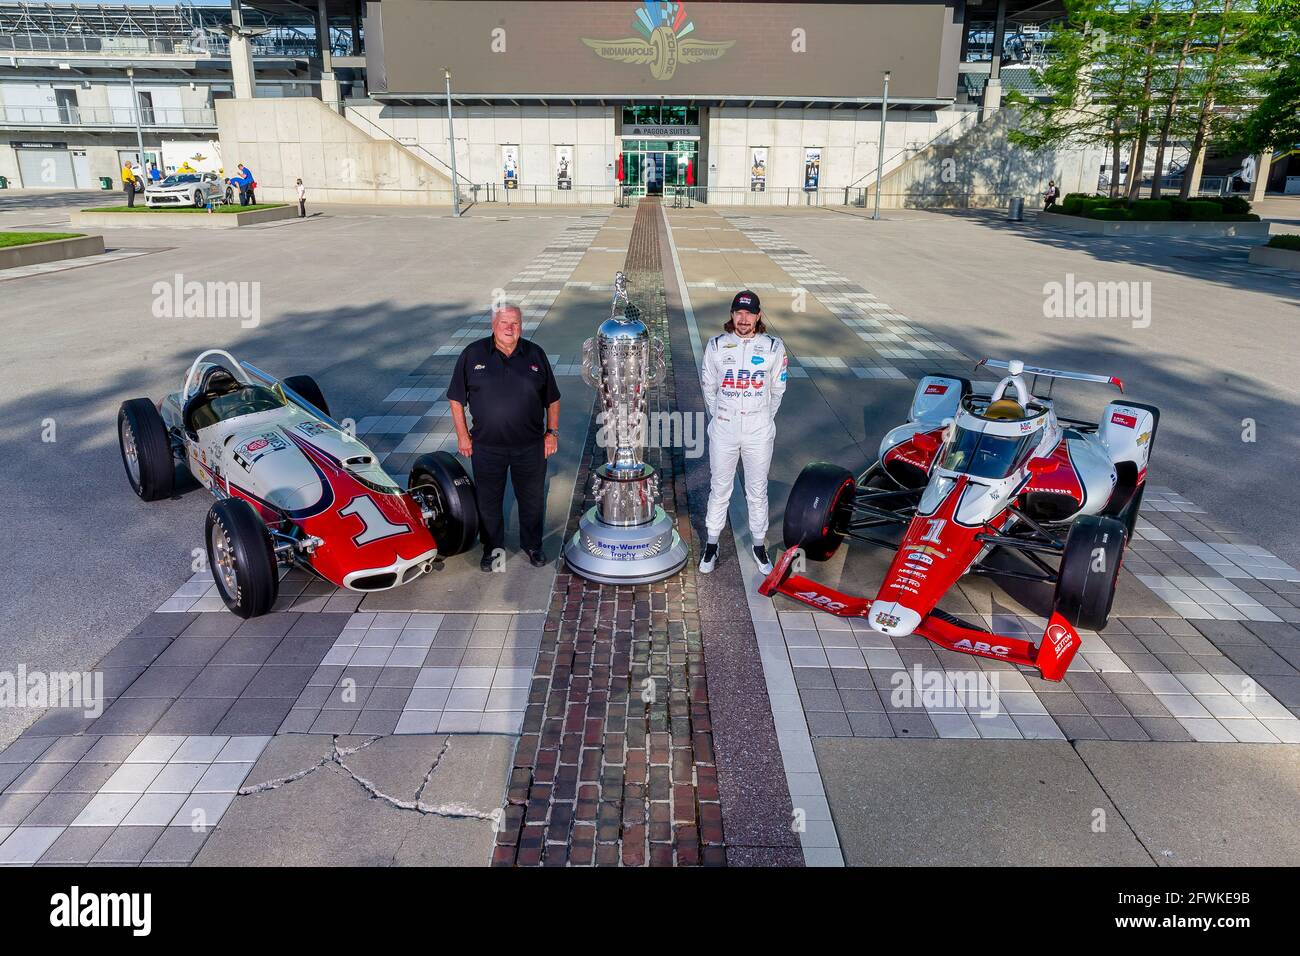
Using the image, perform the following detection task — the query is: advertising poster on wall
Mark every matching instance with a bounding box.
[750,147,767,192]
[804,147,822,191]
[555,145,573,190]
[502,145,519,189]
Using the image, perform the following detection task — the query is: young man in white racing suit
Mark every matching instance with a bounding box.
[699,289,788,575]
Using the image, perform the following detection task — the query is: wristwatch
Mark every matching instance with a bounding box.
[545,428,559,437]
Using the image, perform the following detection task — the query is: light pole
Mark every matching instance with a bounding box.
[127,66,146,169]
[872,70,890,220]
[444,68,461,217]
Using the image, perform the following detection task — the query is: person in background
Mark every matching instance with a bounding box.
[296,178,306,218]
[121,161,137,208]
[148,162,161,183]
[1044,180,1059,211]
[234,163,254,206]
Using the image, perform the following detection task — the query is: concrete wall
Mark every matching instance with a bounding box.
[868,108,1106,209]
[215,97,454,205]
[704,105,981,198]
[347,101,619,200]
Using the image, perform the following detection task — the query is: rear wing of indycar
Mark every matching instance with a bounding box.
[758,549,1082,682]
[977,358,1125,394]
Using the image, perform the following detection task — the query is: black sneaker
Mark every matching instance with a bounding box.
[753,545,773,575]
[527,549,548,568]
[480,551,494,573]
[698,542,719,574]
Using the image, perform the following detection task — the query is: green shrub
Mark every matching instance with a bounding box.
[1184,200,1223,219]
[1129,199,1172,220]
[1061,196,1087,215]
[1087,206,1131,221]
[1267,234,1300,251]
[1217,195,1252,215]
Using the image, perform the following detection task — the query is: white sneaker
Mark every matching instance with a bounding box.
[698,542,719,574]
[753,544,773,575]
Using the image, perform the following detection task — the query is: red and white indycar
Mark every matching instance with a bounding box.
[760,359,1158,680]
[117,349,478,618]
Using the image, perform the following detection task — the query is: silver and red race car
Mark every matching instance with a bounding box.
[760,359,1158,681]
[117,349,478,618]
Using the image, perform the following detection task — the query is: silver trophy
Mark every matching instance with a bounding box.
[563,271,688,583]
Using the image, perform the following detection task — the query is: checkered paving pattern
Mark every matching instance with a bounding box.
[279,612,542,736]
[721,215,965,366]
[154,214,613,614]
[0,734,267,865]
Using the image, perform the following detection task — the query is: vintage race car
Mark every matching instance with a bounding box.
[117,349,478,617]
[760,359,1158,680]
[144,172,233,208]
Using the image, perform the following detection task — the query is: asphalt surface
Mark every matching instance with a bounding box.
[0,192,596,747]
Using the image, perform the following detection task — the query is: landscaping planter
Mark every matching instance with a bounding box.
[1039,212,1271,238]
[71,205,296,229]
[0,234,106,270]
[1249,244,1300,272]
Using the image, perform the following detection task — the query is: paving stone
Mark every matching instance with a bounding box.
[36,825,113,864]
[90,825,164,864]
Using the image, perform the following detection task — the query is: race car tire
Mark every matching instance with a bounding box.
[1054,514,1127,631]
[283,375,330,418]
[409,451,478,558]
[118,398,175,502]
[205,499,279,619]
[782,462,856,562]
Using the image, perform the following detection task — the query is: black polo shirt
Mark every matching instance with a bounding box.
[446,336,561,447]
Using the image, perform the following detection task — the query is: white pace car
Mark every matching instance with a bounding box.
[145,172,233,209]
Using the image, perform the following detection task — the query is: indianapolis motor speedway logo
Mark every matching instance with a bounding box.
[582,1,734,80]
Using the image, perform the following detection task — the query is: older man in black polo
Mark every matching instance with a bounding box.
[447,305,561,572]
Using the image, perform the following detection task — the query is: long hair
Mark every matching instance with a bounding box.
[725,315,766,334]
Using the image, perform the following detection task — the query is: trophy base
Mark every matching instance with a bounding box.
[563,505,688,584]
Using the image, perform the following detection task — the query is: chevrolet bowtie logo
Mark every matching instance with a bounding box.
[582,0,733,81]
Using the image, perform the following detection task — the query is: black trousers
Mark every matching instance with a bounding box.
[472,441,546,553]
[124,184,135,208]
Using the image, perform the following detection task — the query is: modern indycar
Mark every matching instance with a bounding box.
[117,349,479,617]
[760,359,1158,680]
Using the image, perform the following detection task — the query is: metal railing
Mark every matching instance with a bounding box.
[0,104,216,128]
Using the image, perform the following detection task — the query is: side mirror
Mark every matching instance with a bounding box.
[1026,457,1055,476]
[912,432,940,455]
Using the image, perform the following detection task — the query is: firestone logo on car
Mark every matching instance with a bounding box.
[923,383,948,395]
[1111,411,1138,428]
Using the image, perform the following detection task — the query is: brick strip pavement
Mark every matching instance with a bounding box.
[494,199,724,866]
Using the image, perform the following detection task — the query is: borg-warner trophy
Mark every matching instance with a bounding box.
[562,272,689,583]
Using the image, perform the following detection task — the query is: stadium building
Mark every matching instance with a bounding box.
[1,1,1287,203]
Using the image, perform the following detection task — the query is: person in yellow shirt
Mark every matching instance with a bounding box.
[121,162,137,208]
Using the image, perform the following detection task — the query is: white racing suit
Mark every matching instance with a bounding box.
[700,330,788,540]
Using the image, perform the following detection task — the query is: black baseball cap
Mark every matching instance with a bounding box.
[730,290,761,313]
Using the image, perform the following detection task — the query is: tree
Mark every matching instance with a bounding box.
[1226,0,1300,155]
[1150,0,1202,198]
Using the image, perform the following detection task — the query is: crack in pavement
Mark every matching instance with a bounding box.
[237,734,498,823]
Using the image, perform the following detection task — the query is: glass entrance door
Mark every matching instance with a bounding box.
[621,138,699,198]
[643,152,663,195]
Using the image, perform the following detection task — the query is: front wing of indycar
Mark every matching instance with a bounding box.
[758,548,1082,681]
